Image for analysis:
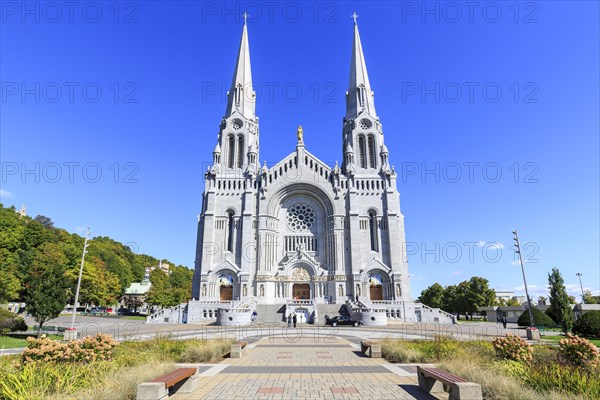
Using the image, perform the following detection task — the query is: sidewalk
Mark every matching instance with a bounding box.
[171,336,444,400]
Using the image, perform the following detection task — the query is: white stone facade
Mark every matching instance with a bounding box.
[191,20,412,308]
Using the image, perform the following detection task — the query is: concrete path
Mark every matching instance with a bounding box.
[171,336,444,400]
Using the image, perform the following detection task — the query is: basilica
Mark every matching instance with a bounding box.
[190,18,412,307]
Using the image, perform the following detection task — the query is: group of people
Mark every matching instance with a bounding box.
[287,313,298,328]
[250,310,299,327]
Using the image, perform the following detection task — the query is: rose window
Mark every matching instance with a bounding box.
[286,203,316,232]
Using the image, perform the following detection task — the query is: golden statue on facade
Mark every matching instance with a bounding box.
[297,125,303,142]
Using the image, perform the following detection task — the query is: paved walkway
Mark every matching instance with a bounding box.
[171,336,444,400]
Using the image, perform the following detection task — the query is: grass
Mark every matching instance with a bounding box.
[381,336,599,400]
[0,336,233,400]
[119,315,146,320]
[0,334,63,349]
[541,334,600,347]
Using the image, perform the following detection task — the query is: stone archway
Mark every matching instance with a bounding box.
[289,266,312,300]
[216,272,235,301]
[367,270,388,301]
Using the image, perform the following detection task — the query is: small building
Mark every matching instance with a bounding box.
[573,303,600,320]
[122,280,152,313]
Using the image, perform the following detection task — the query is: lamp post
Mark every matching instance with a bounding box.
[576,273,585,304]
[512,230,534,327]
[69,228,91,334]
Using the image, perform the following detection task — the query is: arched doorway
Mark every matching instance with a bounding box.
[292,283,310,300]
[217,273,234,301]
[368,271,384,300]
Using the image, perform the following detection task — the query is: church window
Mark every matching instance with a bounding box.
[358,136,367,168]
[286,203,316,232]
[367,135,376,168]
[227,135,235,168]
[369,210,378,251]
[227,210,235,251]
[237,136,244,168]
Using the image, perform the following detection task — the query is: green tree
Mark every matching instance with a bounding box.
[583,290,599,304]
[146,269,175,307]
[538,295,548,305]
[442,285,460,315]
[418,283,445,309]
[547,267,575,333]
[506,297,522,306]
[0,266,20,303]
[25,243,69,335]
[517,306,556,327]
[455,277,496,316]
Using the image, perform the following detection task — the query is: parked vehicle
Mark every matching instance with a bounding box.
[325,315,362,327]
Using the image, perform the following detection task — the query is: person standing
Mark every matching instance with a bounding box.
[293,314,297,328]
[355,294,359,303]
[287,314,292,328]
[251,310,257,322]
[502,316,507,329]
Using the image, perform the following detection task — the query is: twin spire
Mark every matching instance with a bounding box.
[224,13,375,122]
[225,14,255,121]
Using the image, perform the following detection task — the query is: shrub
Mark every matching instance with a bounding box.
[0,308,27,333]
[572,311,600,338]
[415,335,459,361]
[492,334,533,362]
[522,361,600,399]
[380,339,425,363]
[558,333,599,368]
[517,307,556,327]
[21,333,118,364]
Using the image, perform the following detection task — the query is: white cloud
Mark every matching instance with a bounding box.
[476,241,504,250]
[0,189,12,198]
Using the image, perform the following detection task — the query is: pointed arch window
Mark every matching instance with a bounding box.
[227,210,235,252]
[368,210,378,252]
[237,136,245,168]
[227,135,236,169]
[367,135,376,168]
[358,135,367,168]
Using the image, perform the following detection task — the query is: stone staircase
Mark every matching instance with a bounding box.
[316,303,348,321]
[254,303,287,324]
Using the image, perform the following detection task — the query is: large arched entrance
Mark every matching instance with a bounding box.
[217,273,234,301]
[292,283,310,300]
[368,271,385,300]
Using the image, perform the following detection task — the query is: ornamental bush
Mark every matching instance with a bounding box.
[558,333,599,368]
[21,333,118,364]
[572,311,600,338]
[492,333,533,362]
[0,308,27,333]
[517,307,556,327]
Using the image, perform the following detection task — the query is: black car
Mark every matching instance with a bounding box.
[325,315,362,327]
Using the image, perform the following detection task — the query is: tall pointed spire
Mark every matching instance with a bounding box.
[346,15,377,119]
[225,16,255,120]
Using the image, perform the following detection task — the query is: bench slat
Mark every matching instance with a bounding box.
[150,368,196,388]
[419,367,467,384]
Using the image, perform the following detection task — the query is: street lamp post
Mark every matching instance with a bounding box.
[512,230,535,327]
[70,228,91,332]
[576,273,585,304]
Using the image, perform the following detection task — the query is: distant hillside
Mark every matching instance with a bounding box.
[0,203,192,306]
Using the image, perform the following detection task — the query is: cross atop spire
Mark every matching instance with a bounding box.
[351,12,359,24]
[243,12,248,24]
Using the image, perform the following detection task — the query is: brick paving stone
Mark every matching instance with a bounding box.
[170,336,447,400]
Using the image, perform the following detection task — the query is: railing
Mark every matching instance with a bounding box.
[416,302,455,321]
[287,299,314,305]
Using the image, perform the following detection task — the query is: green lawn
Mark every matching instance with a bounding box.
[120,315,146,320]
[542,334,600,347]
[0,334,63,349]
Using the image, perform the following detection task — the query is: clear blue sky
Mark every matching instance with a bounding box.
[1,1,598,300]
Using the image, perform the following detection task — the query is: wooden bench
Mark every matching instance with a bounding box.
[230,340,248,358]
[360,340,381,358]
[417,366,482,400]
[136,367,199,400]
